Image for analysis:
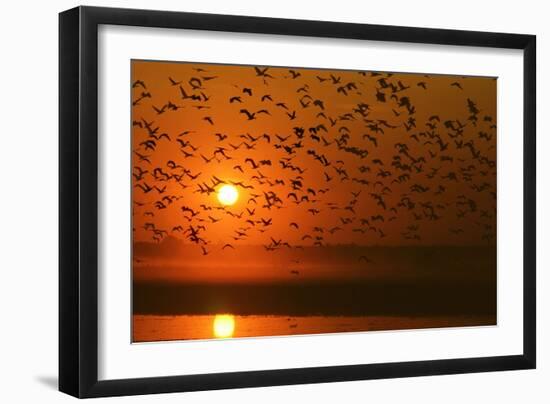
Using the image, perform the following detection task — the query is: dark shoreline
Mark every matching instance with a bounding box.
[133,279,496,317]
[133,245,496,318]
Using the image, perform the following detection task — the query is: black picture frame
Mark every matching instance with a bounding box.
[59,5,536,398]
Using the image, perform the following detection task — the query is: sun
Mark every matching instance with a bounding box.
[213,314,235,338]
[217,184,239,206]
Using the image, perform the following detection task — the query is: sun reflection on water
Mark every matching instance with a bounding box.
[213,314,235,338]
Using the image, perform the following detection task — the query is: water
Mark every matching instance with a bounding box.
[133,314,495,342]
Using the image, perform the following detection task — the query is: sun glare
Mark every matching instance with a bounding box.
[213,314,235,338]
[217,184,239,206]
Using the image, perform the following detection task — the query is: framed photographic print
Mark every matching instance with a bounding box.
[59,6,536,398]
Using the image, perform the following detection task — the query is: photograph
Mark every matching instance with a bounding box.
[131,60,497,342]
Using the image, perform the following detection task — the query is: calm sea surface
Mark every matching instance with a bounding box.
[133,314,495,342]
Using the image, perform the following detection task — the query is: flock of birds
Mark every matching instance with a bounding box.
[132,63,497,267]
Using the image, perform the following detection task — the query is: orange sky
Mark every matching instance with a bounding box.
[131,60,496,253]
